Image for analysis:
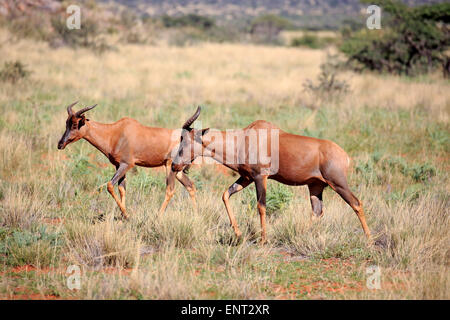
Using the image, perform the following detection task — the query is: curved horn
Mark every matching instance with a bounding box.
[75,104,98,117]
[182,106,201,129]
[67,101,78,116]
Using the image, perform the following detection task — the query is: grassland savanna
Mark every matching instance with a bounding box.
[0,24,449,299]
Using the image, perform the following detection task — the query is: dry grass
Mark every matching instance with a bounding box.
[0,27,448,299]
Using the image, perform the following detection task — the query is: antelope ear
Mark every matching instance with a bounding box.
[77,115,86,129]
[201,128,210,136]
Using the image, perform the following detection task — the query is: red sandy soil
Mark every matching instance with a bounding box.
[41,153,68,161]
[269,255,408,299]
[42,217,65,226]
[322,257,357,270]
[0,265,65,300]
[2,293,62,300]
[4,287,62,300]
[270,280,365,299]
[0,265,61,275]
[101,267,133,276]
[1,265,134,276]
[269,258,365,299]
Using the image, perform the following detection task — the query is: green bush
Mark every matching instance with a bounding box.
[291,34,320,48]
[0,226,62,266]
[291,34,335,49]
[355,153,437,186]
[410,163,436,182]
[241,182,293,216]
[161,14,215,30]
[266,183,294,215]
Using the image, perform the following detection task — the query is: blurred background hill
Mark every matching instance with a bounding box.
[1,0,446,29]
[1,0,447,75]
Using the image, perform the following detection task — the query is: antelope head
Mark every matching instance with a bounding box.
[57,101,97,150]
[172,106,209,172]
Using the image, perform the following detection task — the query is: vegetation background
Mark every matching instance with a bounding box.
[0,0,448,299]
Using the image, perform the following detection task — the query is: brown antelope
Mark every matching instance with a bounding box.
[172,107,371,244]
[57,101,197,219]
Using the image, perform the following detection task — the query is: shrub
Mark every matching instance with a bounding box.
[120,9,139,29]
[0,61,31,83]
[303,54,350,104]
[140,210,205,249]
[266,183,294,215]
[161,14,215,30]
[0,184,45,229]
[0,226,62,267]
[410,163,436,183]
[250,14,293,44]
[50,16,110,52]
[121,30,147,44]
[64,222,140,269]
[291,34,319,48]
[1,14,51,41]
[167,28,206,47]
[291,33,335,49]
[355,154,437,187]
[241,182,293,216]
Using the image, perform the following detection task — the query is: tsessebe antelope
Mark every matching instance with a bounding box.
[172,107,371,244]
[57,102,196,218]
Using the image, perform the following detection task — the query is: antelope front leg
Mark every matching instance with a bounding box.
[107,163,131,219]
[255,175,268,245]
[118,176,126,207]
[158,163,176,215]
[175,171,197,211]
[222,176,253,239]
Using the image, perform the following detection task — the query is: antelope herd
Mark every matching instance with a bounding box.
[58,103,371,244]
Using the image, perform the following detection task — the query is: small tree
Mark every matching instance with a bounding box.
[303,54,350,105]
[340,0,450,76]
[249,14,292,44]
[161,14,215,30]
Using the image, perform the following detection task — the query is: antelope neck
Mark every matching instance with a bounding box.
[82,120,116,157]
